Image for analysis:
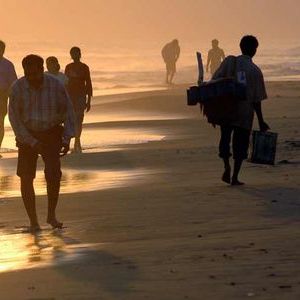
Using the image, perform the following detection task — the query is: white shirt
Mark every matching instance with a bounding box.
[45,71,68,86]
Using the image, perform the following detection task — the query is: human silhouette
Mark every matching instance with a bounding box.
[212,35,270,185]
[65,47,93,153]
[161,39,180,85]
[0,40,17,156]
[45,56,68,86]
[206,39,225,76]
[9,55,75,232]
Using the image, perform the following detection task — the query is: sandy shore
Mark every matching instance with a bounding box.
[0,82,299,299]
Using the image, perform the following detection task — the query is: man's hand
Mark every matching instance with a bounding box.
[86,100,91,112]
[60,143,70,157]
[259,121,270,132]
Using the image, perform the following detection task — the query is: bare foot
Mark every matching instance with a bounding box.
[29,223,41,233]
[222,168,231,184]
[47,218,63,229]
[231,179,245,186]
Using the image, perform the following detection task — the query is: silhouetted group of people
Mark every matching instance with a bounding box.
[0,42,93,231]
[161,38,226,84]
[0,35,269,232]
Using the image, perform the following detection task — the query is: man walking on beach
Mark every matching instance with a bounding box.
[206,39,225,76]
[9,55,75,232]
[65,47,93,153]
[213,35,269,185]
[0,40,17,156]
[162,39,180,85]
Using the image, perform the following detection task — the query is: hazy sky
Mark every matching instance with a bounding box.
[1,0,300,47]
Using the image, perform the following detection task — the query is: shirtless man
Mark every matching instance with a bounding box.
[65,47,92,153]
[206,39,225,76]
[162,39,180,84]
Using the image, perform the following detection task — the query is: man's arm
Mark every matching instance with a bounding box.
[8,87,38,147]
[85,66,93,112]
[60,85,75,155]
[206,51,211,72]
[176,46,180,61]
[254,102,270,132]
[221,49,225,61]
[8,63,18,89]
[253,69,269,132]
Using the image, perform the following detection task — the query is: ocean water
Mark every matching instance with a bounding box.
[5,41,300,97]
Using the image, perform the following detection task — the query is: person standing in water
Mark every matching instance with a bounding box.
[206,39,225,76]
[65,47,93,153]
[45,56,68,86]
[0,40,17,156]
[9,55,75,232]
[161,39,180,85]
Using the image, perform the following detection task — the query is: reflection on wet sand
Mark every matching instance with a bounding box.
[2,125,165,152]
[0,230,103,273]
[0,168,153,198]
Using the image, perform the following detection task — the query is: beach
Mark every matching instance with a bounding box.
[0,81,299,299]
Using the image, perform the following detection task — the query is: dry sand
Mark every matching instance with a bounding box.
[0,82,299,299]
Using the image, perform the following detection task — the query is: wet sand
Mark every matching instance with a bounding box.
[0,82,299,299]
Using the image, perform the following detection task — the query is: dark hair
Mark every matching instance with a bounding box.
[70,46,81,54]
[0,40,5,50]
[240,35,259,56]
[22,55,44,69]
[46,56,59,64]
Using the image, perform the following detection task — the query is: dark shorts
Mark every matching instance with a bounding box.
[219,126,251,160]
[17,126,63,180]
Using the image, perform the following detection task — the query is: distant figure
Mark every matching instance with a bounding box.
[212,35,269,185]
[162,39,180,84]
[0,40,17,156]
[45,56,68,86]
[9,55,75,232]
[65,47,93,153]
[206,39,225,75]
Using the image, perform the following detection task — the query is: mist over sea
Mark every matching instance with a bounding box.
[5,40,300,96]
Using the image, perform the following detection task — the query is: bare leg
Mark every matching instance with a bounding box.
[219,126,232,184]
[169,71,175,85]
[20,177,40,232]
[74,137,82,153]
[231,159,244,185]
[46,177,63,229]
[222,158,231,184]
[74,112,84,153]
[43,148,63,229]
[0,114,5,149]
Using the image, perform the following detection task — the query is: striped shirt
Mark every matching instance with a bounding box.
[9,74,75,147]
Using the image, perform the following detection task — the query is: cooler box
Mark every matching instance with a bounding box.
[250,130,278,165]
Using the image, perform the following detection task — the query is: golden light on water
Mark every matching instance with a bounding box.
[0,168,155,198]
[0,231,100,273]
[0,230,106,273]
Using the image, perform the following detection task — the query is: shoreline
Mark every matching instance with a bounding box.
[0,80,299,299]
